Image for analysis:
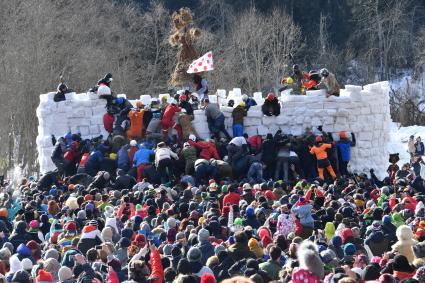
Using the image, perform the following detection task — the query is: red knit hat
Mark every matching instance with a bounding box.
[258,227,270,239]
[339,131,347,139]
[0,208,8,218]
[36,269,53,283]
[65,221,77,231]
[84,194,93,201]
[201,273,215,283]
[261,235,273,249]
[27,240,39,251]
[264,190,276,200]
[340,228,354,244]
[315,135,322,143]
[266,93,275,101]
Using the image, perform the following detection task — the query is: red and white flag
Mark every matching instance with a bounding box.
[187,51,214,74]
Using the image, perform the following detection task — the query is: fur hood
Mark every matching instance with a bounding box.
[297,241,324,279]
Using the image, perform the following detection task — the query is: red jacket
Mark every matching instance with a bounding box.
[150,249,164,283]
[103,113,114,133]
[128,146,138,166]
[64,150,81,162]
[248,135,262,150]
[223,192,240,207]
[162,104,180,122]
[188,140,220,160]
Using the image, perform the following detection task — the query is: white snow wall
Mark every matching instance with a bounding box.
[37,81,391,175]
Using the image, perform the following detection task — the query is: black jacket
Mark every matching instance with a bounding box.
[77,237,102,255]
[262,99,280,116]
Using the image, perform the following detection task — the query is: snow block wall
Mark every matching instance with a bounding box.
[37,81,391,175]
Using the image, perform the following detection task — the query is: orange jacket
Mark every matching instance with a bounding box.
[127,109,144,139]
[310,143,332,160]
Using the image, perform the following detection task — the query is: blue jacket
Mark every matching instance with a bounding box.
[117,145,130,169]
[196,241,215,265]
[133,147,154,167]
[291,204,314,228]
[85,150,103,173]
[336,138,355,162]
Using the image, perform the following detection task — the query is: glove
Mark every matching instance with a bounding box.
[317,126,323,132]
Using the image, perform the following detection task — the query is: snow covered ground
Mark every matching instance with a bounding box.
[388,122,425,166]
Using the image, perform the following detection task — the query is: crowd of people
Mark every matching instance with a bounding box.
[1,72,424,283]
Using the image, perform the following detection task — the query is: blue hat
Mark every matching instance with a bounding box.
[332,236,342,247]
[343,243,356,256]
[382,215,392,224]
[246,206,255,217]
[117,97,124,105]
[49,188,58,197]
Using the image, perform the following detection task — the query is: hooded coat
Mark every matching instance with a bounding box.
[392,225,417,263]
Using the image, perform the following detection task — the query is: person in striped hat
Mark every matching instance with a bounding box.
[76,220,103,254]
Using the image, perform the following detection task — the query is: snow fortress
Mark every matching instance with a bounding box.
[37,81,391,175]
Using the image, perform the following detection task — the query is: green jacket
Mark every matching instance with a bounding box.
[181,146,197,163]
[259,259,281,280]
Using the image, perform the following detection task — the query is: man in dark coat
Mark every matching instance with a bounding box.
[261,133,276,179]
[262,93,280,116]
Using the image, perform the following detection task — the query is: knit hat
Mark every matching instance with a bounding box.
[187,247,202,263]
[163,244,173,257]
[167,217,176,229]
[36,269,53,283]
[246,206,255,217]
[201,273,215,283]
[44,248,59,261]
[371,220,382,231]
[29,220,39,229]
[320,249,336,264]
[58,266,73,282]
[44,258,60,282]
[198,228,210,243]
[343,243,356,256]
[3,242,14,254]
[0,247,11,260]
[21,258,33,271]
[382,215,392,224]
[12,270,30,283]
[64,221,77,232]
[77,210,86,220]
[102,227,113,243]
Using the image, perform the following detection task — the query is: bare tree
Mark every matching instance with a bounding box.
[351,0,412,80]
[0,0,172,174]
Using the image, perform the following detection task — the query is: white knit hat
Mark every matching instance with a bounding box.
[58,266,73,282]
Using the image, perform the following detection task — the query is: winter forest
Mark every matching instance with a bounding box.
[1,0,425,174]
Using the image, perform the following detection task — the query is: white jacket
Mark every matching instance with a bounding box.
[155,147,178,167]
